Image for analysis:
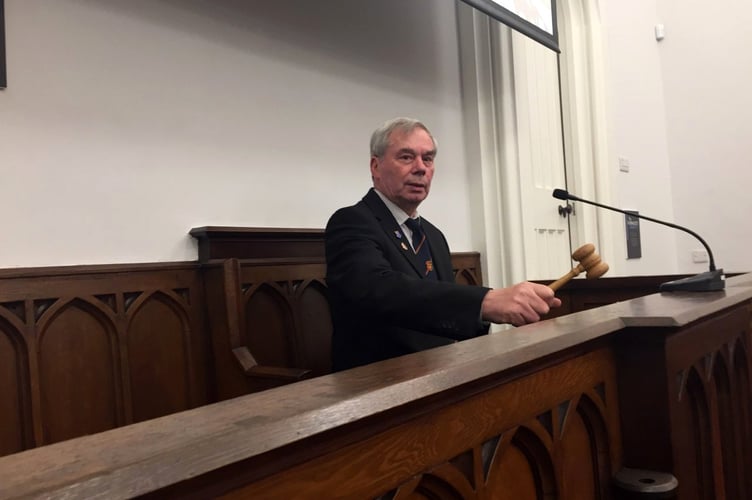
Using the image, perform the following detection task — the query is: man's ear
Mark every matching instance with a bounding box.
[370,156,379,178]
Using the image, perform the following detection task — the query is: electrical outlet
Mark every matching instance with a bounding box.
[692,250,709,263]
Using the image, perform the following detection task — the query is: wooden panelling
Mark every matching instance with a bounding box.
[0,332,626,500]
[38,298,121,444]
[0,241,481,439]
[0,314,30,456]
[666,307,752,500]
[196,229,486,402]
[206,253,484,400]
[0,263,211,456]
[0,227,714,460]
[2,226,749,500]
[451,251,484,286]
[616,303,752,500]
[1,270,752,498]
[202,348,620,500]
[127,291,195,422]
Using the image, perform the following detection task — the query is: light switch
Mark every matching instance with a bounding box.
[655,24,666,41]
[619,157,630,173]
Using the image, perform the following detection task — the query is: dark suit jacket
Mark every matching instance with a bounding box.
[325,189,490,371]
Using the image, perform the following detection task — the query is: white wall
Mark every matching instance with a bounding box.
[601,0,752,275]
[599,1,679,276]
[657,0,752,274]
[0,0,473,268]
[4,0,751,276]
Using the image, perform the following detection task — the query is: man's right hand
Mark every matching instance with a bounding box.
[480,282,561,326]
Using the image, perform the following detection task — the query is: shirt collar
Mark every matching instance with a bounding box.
[373,189,419,225]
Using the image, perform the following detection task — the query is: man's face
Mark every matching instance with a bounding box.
[371,127,436,216]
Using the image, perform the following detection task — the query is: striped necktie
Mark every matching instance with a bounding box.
[404,218,436,280]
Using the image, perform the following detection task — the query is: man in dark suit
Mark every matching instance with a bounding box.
[325,118,560,371]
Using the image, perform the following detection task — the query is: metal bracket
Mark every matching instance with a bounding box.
[558,203,573,218]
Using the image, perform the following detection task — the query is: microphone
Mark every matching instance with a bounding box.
[552,189,724,292]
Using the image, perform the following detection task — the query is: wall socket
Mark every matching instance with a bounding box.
[692,249,709,263]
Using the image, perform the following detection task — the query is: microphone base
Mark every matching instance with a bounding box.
[659,269,725,292]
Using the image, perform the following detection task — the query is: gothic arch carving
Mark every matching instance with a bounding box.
[295,279,332,374]
[485,425,557,499]
[243,282,296,367]
[126,290,193,422]
[0,313,31,456]
[36,297,120,445]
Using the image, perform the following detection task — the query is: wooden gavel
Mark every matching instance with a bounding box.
[549,243,609,291]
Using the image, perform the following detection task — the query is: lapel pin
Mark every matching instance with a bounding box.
[394,230,402,239]
[400,242,408,251]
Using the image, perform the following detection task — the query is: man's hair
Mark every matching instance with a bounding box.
[369,117,438,158]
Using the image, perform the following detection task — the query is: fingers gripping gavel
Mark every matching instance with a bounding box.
[548,243,609,292]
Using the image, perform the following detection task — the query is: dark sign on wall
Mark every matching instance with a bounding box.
[625,210,642,259]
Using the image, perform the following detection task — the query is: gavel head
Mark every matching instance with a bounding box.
[571,243,609,279]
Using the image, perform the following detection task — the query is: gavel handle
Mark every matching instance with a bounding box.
[548,264,585,292]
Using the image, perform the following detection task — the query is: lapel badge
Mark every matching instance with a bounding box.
[400,242,408,251]
[394,230,402,239]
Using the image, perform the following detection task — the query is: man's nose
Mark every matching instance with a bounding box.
[412,158,428,173]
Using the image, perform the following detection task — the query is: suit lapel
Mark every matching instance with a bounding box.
[362,189,427,278]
